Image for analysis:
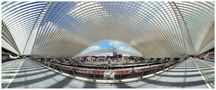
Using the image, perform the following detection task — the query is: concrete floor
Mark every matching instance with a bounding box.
[1,58,214,88]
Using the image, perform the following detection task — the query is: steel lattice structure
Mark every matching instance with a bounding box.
[2,1,214,58]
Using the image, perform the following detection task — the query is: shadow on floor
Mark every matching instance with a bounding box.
[141,78,206,87]
[15,70,50,78]
[47,77,74,88]
[8,73,58,88]
[159,73,204,78]
[17,68,46,73]
[115,83,133,88]
[83,82,97,88]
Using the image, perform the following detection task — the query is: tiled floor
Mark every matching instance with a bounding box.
[2,59,25,88]
[1,57,213,88]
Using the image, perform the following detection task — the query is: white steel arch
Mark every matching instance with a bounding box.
[1,1,214,58]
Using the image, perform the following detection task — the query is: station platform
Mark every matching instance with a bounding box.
[2,58,214,88]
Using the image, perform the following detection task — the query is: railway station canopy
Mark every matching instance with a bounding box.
[1,1,215,89]
[2,1,214,58]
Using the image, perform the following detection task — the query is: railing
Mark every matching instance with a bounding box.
[33,58,182,82]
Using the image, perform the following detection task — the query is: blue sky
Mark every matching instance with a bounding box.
[95,40,127,49]
[79,40,142,56]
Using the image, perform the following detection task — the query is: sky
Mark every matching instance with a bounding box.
[79,40,142,56]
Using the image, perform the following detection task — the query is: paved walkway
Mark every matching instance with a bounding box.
[1,58,212,88]
[193,59,214,89]
[2,59,25,88]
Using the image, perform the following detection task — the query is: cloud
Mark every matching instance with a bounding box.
[108,41,137,52]
[118,45,142,55]
[108,41,122,47]
[118,46,128,50]
[80,45,101,55]
[87,45,101,51]
[119,46,134,52]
